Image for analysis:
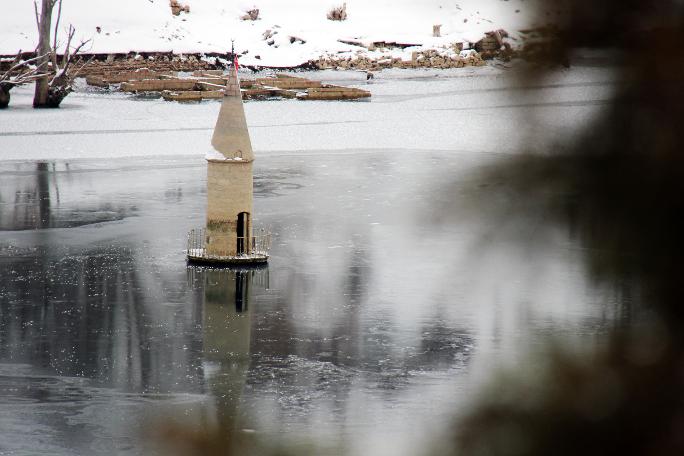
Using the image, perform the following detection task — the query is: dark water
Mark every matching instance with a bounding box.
[0,153,624,455]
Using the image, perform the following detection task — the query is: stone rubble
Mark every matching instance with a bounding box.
[314,48,486,71]
[86,71,371,102]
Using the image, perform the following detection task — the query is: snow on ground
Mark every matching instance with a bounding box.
[0,0,562,67]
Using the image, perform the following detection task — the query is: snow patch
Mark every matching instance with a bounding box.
[0,0,560,67]
[205,149,245,161]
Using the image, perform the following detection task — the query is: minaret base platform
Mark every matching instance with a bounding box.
[186,228,271,266]
[187,250,269,266]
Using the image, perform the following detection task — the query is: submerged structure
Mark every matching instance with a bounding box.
[187,61,271,264]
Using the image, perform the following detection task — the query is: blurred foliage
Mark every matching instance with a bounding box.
[150,421,321,456]
[443,0,684,455]
[157,0,684,454]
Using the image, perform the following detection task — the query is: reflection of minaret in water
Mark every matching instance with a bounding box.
[200,267,269,433]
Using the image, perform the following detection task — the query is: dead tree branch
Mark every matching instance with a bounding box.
[0,52,50,84]
[1,51,50,108]
[52,0,63,57]
[70,54,94,80]
[34,2,40,34]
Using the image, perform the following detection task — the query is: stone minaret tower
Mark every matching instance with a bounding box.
[205,62,254,258]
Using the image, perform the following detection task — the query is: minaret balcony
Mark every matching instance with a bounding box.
[186,227,271,265]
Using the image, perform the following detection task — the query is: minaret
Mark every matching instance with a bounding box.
[186,54,270,264]
[205,61,254,259]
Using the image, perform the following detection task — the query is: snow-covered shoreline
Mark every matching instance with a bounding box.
[1,0,560,68]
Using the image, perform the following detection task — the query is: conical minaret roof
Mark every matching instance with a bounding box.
[210,64,254,161]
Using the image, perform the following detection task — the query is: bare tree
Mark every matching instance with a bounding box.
[33,0,91,108]
[0,52,48,108]
[33,0,56,107]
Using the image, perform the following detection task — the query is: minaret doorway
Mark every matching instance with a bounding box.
[237,212,250,254]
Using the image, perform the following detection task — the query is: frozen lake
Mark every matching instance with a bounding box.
[0,64,625,455]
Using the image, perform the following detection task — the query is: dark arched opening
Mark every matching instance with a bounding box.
[236,212,250,254]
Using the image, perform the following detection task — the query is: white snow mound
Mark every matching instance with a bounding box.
[0,0,560,67]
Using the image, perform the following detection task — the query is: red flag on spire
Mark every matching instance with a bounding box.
[234,54,239,72]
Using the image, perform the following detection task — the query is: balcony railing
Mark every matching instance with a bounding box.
[187,227,272,260]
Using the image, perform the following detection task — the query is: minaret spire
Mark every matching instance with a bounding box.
[210,42,253,161]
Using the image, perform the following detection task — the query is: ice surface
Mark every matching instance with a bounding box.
[0,65,617,161]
